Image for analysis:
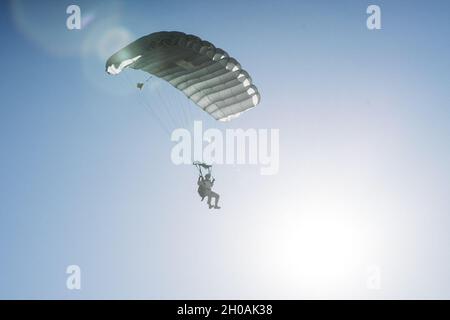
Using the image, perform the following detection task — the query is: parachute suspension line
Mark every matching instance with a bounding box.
[158,82,183,130]
[179,92,193,129]
[186,95,195,127]
[162,87,185,129]
[138,77,175,130]
[122,71,171,136]
[174,91,193,129]
[166,88,189,129]
[133,75,171,130]
[123,71,172,134]
[145,77,187,129]
[147,77,182,131]
[159,79,185,127]
[130,71,177,131]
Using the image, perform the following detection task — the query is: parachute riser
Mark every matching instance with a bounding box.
[193,161,213,179]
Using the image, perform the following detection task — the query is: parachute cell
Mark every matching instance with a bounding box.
[105,31,260,121]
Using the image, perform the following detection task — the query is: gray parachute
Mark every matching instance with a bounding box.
[105,31,260,121]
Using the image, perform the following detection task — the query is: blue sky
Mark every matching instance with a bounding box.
[0,0,450,299]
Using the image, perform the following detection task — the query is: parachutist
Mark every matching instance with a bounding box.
[194,162,220,209]
[198,173,220,209]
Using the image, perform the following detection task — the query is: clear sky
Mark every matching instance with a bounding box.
[0,0,450,299]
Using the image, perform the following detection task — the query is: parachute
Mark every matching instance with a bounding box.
[105,31,260,122]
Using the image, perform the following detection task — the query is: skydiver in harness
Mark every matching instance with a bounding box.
[194,162,221,209]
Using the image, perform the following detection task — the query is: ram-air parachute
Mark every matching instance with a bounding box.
[105,31,260,122]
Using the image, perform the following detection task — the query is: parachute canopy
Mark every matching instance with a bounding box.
[105,31,260,121]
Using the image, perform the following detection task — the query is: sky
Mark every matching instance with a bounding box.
[0,0,449,299]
